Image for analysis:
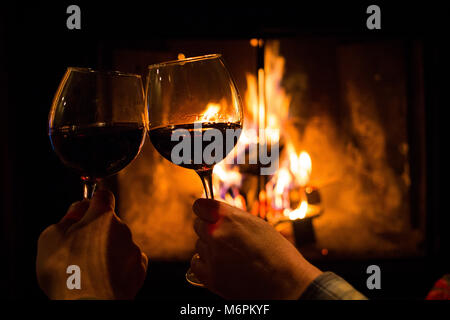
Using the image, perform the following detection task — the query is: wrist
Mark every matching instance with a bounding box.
[285,254,322,299]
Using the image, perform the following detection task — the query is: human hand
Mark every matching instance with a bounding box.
[190,199,322,299]
[36,190,148,300]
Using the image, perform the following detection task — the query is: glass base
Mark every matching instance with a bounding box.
[185,268,205,287]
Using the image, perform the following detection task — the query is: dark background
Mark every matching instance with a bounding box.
[0,1,447,300]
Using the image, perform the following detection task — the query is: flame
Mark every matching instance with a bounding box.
[258,68,266,131]
[244,73,259,128]
[264,127,280,144]
[273,167,292,210]
[237,128,258,145]
[289,201,308,220]
[213,164,242,188]
[212,40,313,221]
[212,162,245,209]
[201,103,221,122]
[290,150,312,187]
[243,41,291,134]
[275,168,292,195]
[264,41,291,132]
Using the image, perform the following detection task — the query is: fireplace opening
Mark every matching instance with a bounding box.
[97,37,427,264]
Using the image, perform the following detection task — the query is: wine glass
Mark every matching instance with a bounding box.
[49,67,147,199]
[146,54,243,286]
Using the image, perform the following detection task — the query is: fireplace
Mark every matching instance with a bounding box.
[97,36,426,263]
[3,1,448,301]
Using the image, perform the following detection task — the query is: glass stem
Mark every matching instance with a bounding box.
[81,177,97,199]
[196,168,214,199]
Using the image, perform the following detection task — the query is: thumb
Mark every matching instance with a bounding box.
[56,200,90,233]
[81,189,115,222]
[192,198,222,223]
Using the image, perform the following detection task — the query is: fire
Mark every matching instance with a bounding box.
[273,167,292,209]
[289,201,308,220]
[290,150,312,187]
[258,68,266,133]
[213,164,242,188]
[275,168,292,194]
[212,163,246,210]
[212,40,314,222]
[273,148,312,219]
[201,103,221,122]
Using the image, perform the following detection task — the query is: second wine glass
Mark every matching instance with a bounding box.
[146,54,243,286]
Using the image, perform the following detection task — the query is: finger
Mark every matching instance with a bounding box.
[193,217,213,241]
[65,199,90,220]
[56,200,90,233]
[81,189,115,222]
[192,199,221,223]
[190,253,209,285]
[195,239,210,262]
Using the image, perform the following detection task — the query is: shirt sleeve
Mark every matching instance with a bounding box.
[300,271,368,300]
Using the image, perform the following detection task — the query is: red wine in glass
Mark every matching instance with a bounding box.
[50,122,146,179]
[149,122,241,172]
